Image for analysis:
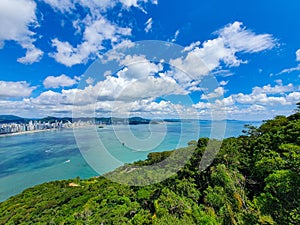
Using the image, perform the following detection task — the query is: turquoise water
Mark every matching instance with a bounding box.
[0,120,261,202]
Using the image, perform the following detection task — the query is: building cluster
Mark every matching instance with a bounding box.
[0,120,78,135]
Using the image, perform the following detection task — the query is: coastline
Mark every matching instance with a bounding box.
[0,126,95,138]
[0,128,59,138]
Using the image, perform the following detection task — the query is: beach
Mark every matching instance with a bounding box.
[0,128,58,138]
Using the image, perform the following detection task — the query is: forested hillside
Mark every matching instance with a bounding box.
[0,108,299,224]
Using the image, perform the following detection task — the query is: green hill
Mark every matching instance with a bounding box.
[0,115,26,123]
[0,109,299,224]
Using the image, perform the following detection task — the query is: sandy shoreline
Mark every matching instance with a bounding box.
[0,129,59,138]
[0,126,96,138]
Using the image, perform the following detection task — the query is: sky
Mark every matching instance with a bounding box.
[0,0,299,120]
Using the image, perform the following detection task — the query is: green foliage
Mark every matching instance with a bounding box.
[0,107,299,224]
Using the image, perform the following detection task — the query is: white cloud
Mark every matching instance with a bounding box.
[235,93,288,105]
[183,41,201,52]
[248,104,266,111]
[171,30,180,42]
[93,74,186,102]
[44,0,156,14]
[0,81,35,98]
[192,82,299,120]
[119,0,140,8]
[144,18,153,33]
[118,55,163,79]
[86,77,95,85]
[296,49,300,61]
[232,83,298,106]
[50,16,131,66]
[170,50,210,80]
[201,87,225,100]
[32,90,63,105]
[42,0,74,12]
[215,96,235,107]
[287,92,300,102]
[192,102,211,109]
[0,0,36,41]
[216,21,277,53]
[170,21,276,77]
[277,49,300,76]
[17,46,43,64]
[37,72,186,109]
[0,0,43,64]
[1,81,298,119]
[43,74,78,89]
[219,80,229,86]
[252,83,295,95]
[198,37,244,68]
[278,64,300,74]
[44,0,157,67]
[212,70,234,77]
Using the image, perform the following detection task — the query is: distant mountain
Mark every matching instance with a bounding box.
[38,116,73,123]
[0,115,200,125]
[0,115,152,125]
[0,115,27,123]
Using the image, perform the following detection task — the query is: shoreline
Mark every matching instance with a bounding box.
[0,128,59,138]
[0,126,95,138]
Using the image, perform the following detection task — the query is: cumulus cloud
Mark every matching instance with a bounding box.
[74,74,186,104]
[43,0,157,67]
[17,46,43,64]
[50,16,131,66]
[170,50,211,79]
[192,82,299,120]
[32,90,63,105]
[118,55,163,79]
[235,93,288,105]
[287,92,300,102]
[183,41,201,52]
[0,0,43,64]
[226,83,298,106]
[201,87,225,100]
[252,83,294,95]
[1,81,299,119]
[170,22,277,77]
[0,81,35,98]
[43,74,78,89]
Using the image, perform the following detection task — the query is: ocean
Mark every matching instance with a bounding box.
[0,120,261,202]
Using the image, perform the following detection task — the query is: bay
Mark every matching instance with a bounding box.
[0,120,261,202]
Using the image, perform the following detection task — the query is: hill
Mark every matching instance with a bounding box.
[0,115,152,125]
[0,110,299,224]
[0,115,27,123]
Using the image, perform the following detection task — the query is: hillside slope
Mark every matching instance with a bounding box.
[0,111,299,225]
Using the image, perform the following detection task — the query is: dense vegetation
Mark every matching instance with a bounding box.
[0,107,299,224]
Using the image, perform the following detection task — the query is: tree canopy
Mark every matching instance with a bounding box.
[0,107,299,224]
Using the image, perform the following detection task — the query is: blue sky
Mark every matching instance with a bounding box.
[0,0,299,120]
